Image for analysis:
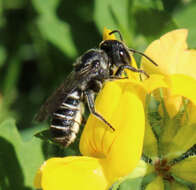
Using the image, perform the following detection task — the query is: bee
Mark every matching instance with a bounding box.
[36,30,157,147]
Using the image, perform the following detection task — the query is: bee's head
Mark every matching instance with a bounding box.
[100,40,131,68]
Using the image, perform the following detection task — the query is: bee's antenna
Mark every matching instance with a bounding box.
[108,30,158,66]
[109,30,123,41]
[129,48,158,66]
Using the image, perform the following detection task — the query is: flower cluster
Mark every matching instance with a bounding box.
[34,28,196,190]
[140,29,196,189]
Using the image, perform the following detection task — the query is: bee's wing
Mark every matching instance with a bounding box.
[35,71,79,122]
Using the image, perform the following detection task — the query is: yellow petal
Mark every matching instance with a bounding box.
[159,74,196,118]
[80,81,123,157]
[169,74,196,106]
[142,74,168,93]
[177,49,196,80]
[103,89,145,181]
[157,87,183,118]
[146,176,164,190]
[35,157,109,190]
[34,157,79,188]
[80,80,145,182]
[102,27,116,41]
[142,29,196,80]
[171,156,196,183]
[163,93,182,118]
[141,29,188,75]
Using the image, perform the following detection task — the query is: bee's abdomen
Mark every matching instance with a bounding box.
[50,91,82,147]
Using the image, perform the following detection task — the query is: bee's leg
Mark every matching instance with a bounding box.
[84,90,115,131]
[107,76,128,80]
[81,116,87,125]
[115,65,149,78]
[80,102,87,125]
[108,68,128,80]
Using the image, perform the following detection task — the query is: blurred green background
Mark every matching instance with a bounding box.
[0,0,196,189]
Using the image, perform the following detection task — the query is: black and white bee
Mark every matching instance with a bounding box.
[36,30,157,147]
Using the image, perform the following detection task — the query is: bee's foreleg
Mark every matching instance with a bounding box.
[107,76,128,80]
[115,65,149,78]
[84,90,115,131]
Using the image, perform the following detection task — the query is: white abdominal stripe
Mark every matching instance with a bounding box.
[50,90,82,146]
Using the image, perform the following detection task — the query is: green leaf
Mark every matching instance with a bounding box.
[32,0,59,14]
[37,15,77,58]
[162,123,196,161]
[171,155,196,184]
[2,0,25,9]
[0,102,16,124]
[161,0,182,12]
[128,160,153,179]
[133,8,177,42]
[145,176,164,190]
[170,181,190,190]
[173,2,196,48]
[143,121,158,158]
[94,0,131,40]
[32,0,77,58]
[3,57,21,105]
[0,45,6,67]
[110,177,143,190]
[143,95,159,158]
[159,116,182,158]
[0,119,44,189]
[118,177,143,190]
[133,0,163,10]
[20,123,47,142]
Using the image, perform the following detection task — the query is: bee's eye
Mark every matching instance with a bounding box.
[119,50,124,57]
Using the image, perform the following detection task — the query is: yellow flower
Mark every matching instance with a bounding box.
[131,30,196,189]
[35,81,146,190]
[142,29,196,118]
[142,29,196,79]
[140,75,196,189]
[34,28,146,190]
